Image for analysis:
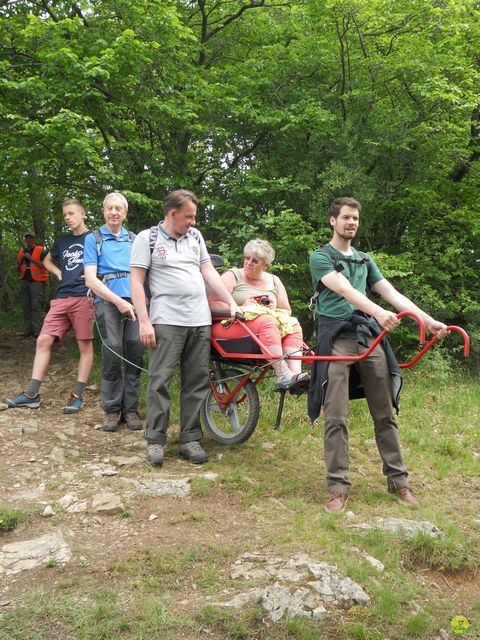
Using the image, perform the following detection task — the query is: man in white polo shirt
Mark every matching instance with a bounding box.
[130,189,238,466]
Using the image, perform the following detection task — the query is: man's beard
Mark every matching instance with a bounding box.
[336,229,357,240]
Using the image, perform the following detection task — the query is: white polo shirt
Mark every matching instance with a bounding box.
[130,223,212,326]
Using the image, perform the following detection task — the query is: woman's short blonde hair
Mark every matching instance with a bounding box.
[243,239,275,265]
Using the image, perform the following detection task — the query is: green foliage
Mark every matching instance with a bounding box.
[0,0,479,351]
[0,506,29,532]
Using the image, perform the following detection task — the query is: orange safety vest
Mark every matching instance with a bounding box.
[17,245,49,282]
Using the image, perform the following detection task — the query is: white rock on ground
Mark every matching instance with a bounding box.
[85,463,118,477]
[0,533,71,575]
[16,483,46,502]
[49,447,65,464]
[91,492,124,514]
[57,493,86,512]
[349,517,442,538]
[129,478,191,497]
[219,553,370,621]
[351,547,385,572]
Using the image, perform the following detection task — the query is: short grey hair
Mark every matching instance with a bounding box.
[243,239,275,265]
[103,192,128,212]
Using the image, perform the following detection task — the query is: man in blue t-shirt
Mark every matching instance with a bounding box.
[84,192,144,433]
[5,198,94,414]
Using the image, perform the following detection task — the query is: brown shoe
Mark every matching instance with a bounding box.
[325,491,348,514]
[388,484,419,508]
[123,412,143,431]
[102,412,120,432]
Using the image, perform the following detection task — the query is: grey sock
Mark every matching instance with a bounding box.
[26,379,41,397]
[73,381,86,398]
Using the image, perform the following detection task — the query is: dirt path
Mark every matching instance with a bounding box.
[0,330,263,605]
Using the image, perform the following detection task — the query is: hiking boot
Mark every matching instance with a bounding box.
[63,394,83,414]
[146,444,164,466]
[102,412,120,432]
[5,392,41,409]
[123,412,143,431]
[388,484,419,508]
[179,441,209,464]
[325,491,348,514]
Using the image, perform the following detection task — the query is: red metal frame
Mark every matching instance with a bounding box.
[211,310,469,369]
[209,366,270,409]
[208,311,470,426]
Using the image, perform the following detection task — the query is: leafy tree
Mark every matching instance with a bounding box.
[0,0,478,368]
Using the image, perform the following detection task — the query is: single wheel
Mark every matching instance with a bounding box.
[201,367,260,445]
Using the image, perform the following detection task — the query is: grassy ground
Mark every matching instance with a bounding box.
[1,334,479,639]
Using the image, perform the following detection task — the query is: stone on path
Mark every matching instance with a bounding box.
[130,478,191,497]
[23,425,39,434]
[49,446,65,464]
[16,483,45,502]
[0,533,71,575]
[42,505,55,518]
[349,517,442,538]
[351,547,384,572]
[218,553,370,621]
[111,455,144,467]
[91,492,124,515]
[262,442,276,450]
[86,463,118,477]
[57,493,87,513]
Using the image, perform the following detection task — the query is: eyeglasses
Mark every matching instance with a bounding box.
[244,255,260,264]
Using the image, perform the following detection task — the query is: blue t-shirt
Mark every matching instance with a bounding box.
[83,225,134,300]
[50,231,92,298]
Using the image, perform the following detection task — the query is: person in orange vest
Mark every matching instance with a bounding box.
[17,231,49,337]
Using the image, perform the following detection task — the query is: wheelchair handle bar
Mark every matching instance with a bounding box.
[211,310,470,367]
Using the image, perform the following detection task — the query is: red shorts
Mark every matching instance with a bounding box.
[41,296,94,341]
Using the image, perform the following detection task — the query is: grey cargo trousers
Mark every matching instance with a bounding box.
[323,337,409,492]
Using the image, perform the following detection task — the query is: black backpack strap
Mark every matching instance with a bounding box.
[95,228,135,258]
[310,245,371,309]
[149,225,158,254]
[312,245,343,299]
[94,229,102,257]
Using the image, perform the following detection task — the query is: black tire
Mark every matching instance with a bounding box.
[201,367,260,445]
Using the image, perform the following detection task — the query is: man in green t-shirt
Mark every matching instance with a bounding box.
[309,197,448,514]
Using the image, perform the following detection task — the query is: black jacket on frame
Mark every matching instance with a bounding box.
[307,311,403,423]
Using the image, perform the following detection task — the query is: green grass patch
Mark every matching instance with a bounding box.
[2,366,480,640]
[0,588,188,640]
[197,603,263,639]
[0,506,30,532]
[190,476,216,498]
[401,529,480,573]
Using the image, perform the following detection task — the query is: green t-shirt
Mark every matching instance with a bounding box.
[309,244,384,320]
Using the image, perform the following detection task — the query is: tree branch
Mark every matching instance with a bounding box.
[450,108,480,182]
[335,16,347,123]
[225,131,268,170]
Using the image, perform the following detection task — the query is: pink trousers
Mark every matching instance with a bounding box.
[211,315,304,374]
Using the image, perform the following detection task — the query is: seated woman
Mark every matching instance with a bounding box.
[209,239,308,390]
